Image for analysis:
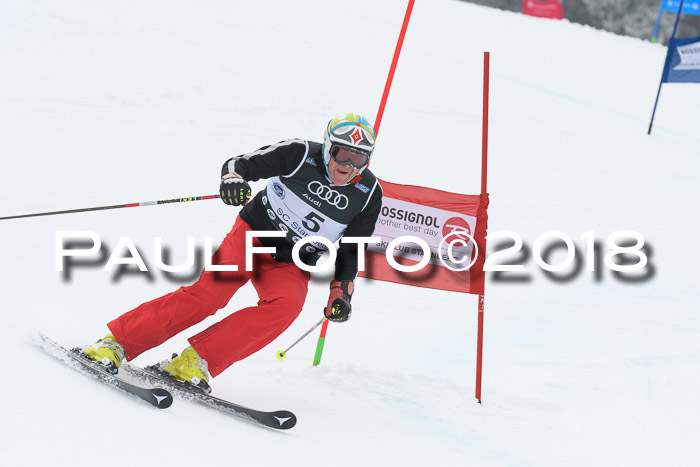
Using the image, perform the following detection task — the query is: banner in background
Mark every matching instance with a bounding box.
[522,0,564,20]
[653,0,700,42]
[358,179,489,295]
[659,0,700,13]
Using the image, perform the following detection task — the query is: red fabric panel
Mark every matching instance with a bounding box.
[359,179,489,295]
[361,251,474,293]
[377,179,482,216]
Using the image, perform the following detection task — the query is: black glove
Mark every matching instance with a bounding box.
[325,280,354,322]
[220,174,251,206]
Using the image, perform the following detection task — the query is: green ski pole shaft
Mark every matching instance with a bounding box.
[313,318,330,366]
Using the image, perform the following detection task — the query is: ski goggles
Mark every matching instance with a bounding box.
[330,145,371,170]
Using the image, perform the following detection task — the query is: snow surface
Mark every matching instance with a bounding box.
[2,0,700,465]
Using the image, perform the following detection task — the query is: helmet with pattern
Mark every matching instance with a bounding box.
[322,113,376,176]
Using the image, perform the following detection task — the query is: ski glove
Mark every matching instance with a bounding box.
[220,173,251,206]
[325,280,354,323]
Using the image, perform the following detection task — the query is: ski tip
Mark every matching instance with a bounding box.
[271,411,297,430]
[150,388,174,409]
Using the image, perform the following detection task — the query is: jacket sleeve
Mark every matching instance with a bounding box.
[221,139,309,181]
[334,183,383,281]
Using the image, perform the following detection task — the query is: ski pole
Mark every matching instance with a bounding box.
[312,318,330,366]
[0,194,220,221]
[276,316,328,361]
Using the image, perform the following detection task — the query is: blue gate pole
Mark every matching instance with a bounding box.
[648,0,686,134]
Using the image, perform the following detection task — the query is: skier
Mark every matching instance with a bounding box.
[83,113,383,392]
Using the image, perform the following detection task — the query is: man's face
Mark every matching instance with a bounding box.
[328,157,357,185]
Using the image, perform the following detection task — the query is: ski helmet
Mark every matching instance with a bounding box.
[322,113,376,175]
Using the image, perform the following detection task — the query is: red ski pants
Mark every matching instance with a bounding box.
[108,217,310,377]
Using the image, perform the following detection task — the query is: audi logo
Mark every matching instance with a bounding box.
[307,181,349,209]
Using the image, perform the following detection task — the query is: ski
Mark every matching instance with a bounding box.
[39,334,173,409]
[122,364,297,430]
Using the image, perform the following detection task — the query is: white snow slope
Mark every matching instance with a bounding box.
[1,0,699,466]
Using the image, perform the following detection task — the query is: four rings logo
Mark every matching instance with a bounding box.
[307,181,349,210]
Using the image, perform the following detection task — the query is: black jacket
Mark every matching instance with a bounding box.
[222,138,382,281]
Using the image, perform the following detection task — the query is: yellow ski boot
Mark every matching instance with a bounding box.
[83,334,125,374]
[163,346,211,393]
